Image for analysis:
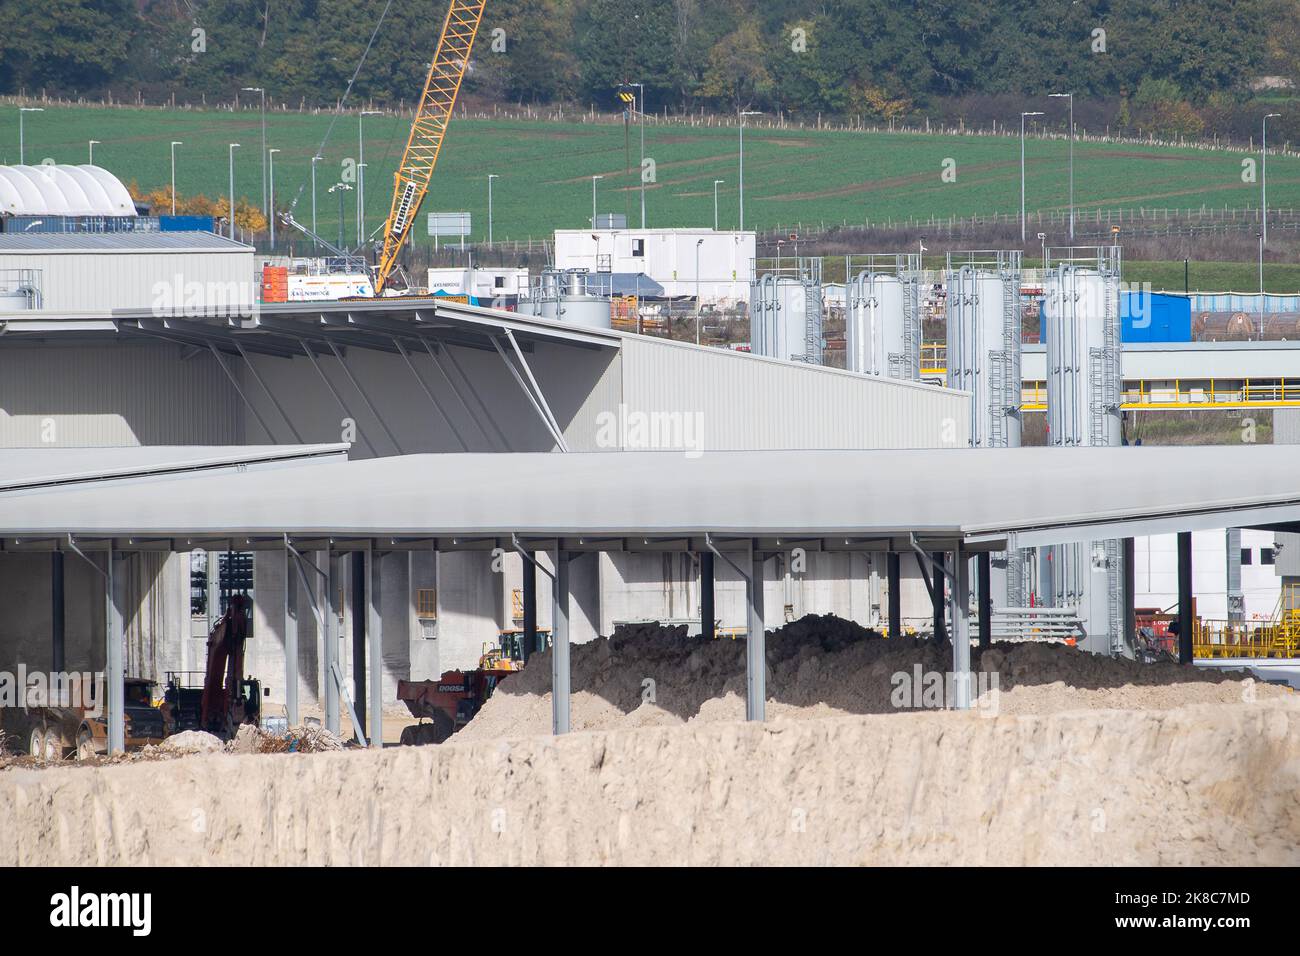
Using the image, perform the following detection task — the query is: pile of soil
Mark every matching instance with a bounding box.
[458,614,1283,741]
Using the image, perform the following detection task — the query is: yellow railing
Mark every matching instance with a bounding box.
[1019,380,1300,411]
[1193,587,1300,659]
[921,343,947,376]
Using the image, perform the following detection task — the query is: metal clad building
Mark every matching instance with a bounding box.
[0,233,255,313]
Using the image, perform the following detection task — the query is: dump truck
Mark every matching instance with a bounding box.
[396,641,532,745]
[14,676,166,761]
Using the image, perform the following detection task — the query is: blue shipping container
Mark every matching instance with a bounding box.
[159,215,217,233]
[1121,291,1192,343]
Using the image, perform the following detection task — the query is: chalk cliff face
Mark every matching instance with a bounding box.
[3,697,1298,866]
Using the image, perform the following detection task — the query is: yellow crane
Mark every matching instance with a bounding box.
[374,0,487,295]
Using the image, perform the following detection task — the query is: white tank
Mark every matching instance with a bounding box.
[520,269,612,329]
[945,255,1022,447]
[1041,249,1125,656]
[846,272,918,379]
[1043,264,1121,448]
[750,274,817,362]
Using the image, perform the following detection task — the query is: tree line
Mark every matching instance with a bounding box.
[1,0,1295,140]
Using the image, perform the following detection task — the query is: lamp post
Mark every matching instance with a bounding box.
[1020,111,1043,243]
[1049,93,1074,240]
[591,174,603,227]
[227,143,240,240]
[18,107,43,164]
[329,182,352,250]
[739,111,762,231]
[88,140,100,164]
[487,173,499,246]
[358,109,382,247]
[170,141,183,216]
[310,154,322,247]
[1263,113,1281,245]
[633,81,646,228]
[713,179,725,231]
[1258,230,1267,341]
[241,87,267,215]
[268,147,280,249]
[695,237,705,345]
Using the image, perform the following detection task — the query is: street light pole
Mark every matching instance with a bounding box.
[1020,111,1043,244]
[739,111,762,231]
[227,143,241,241]
[358,109,382,248]
[1263,113,1281,245]
[268,148,280,249]
[487,173,498,246]
[88,140,100,164]
[634,82,646,228]
[310,155,322,248]
[695,238,704,345]
[170,141,183,216]
[329,182,352,250]
[18,107,43,164]
[1258,230,1266,341]
[1050,93,1074,240]
[713,179,725,231]
[591,175,603,227]
[242,87,267,216]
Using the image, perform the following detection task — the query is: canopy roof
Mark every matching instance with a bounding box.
[0,445,1297,553]
[0,165,136,217]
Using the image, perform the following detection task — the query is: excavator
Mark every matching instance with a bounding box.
[162,594,265,739]
[281,0,487,296]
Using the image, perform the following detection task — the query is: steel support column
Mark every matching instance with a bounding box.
[931,552,947,643]
[283,546,299,726]
[350,550,366,739]
[325,552,341,734]
[552,550,571,734]
[699,551,715,641]
[51,551,65,673]
[747,545,766,721]
[106,549,126,754]
[367,544,383,749]
[950,550,972,710]
[522,551,538,662]
[1177,532,1194,664]
[1124,537,1137,655]
[977,552,992,649]
[887,552,901,639]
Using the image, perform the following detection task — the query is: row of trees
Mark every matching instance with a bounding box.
[0,0,1292,128]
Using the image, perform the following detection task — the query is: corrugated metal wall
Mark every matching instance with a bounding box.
[1,250,254,312]
[0,342,241,446]
[616,336,970,450]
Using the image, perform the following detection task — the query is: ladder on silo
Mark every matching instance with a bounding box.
[803,279,823,364]
[901,271,919,380]
[988,349,1008,447]
[1106,538,1125,654]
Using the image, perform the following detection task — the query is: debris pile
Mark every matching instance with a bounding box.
[458,614,1281,740]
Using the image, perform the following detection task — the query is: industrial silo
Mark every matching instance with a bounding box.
[749,258,823,364]
[519,268,612,329]
[1042,247,1126,656]
[944,251,1023,447]
[844,254,921,380]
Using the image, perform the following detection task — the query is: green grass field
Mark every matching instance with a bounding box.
[4,105,1300,247]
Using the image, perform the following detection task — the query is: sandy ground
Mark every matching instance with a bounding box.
[2,617,1297,865]
[2,700,1297,865]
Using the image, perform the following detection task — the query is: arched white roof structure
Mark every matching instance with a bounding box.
[0,165,136,217]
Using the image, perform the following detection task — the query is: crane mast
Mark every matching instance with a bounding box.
[374,0,487,295]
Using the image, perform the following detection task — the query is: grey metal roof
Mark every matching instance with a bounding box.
[1,445,1298,552]
[0,444,348,494]
[0,231,252,253]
